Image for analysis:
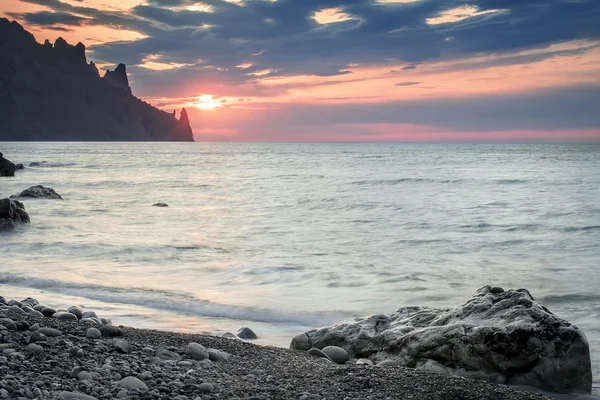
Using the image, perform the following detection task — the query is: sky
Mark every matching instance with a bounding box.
[2,0,600,142]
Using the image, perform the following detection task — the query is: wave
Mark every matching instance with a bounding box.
[563,225,600,233]
[352,178,462,186]
[495,179,527,184]
[0,273,349,326]
[29,161,77,168]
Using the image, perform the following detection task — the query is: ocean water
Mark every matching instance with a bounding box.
[0,142,599,394]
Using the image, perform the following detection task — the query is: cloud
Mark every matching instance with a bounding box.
[8,11,87,26]
[395,81,421,86]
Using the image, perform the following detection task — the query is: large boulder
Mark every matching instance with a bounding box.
[290,286,592,394]
[11,185,63,199]
[0,198,30,228]
[0,153,16,176]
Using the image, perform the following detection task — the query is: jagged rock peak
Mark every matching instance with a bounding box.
[52,36,87,64]
[89,61,99,76]
[103,63,130,92]
[178,108,193,139]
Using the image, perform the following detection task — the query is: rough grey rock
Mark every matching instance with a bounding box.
[118,376,148,391]
[198,382,214,393]
[113,339,131,354]
[0,198,30,228]
[85,327,102,339]
[185,342,209,360]
[290,286,592,394]
[9,305,25,314]
[0,155,16,176]
[11,185,63,200]
[237,327,258,340]
[26,343,44,355]
[53,311,78,321]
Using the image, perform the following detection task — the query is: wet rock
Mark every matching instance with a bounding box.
[156,348,181,361]
[207,348,231,362]
[68,306,83,320]
[38,327,62,337]
[237,327,257,340]
[0,198,30,227]
[11,185,63,200]
[152,203,168,207]
[0,154,16,176]
[41,307,57,317]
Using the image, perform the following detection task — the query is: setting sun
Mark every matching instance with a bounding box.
[194,94,222,110]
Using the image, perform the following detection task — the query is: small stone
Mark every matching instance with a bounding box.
[68,306,83,320]
[58,392,100,400]
[118,376,148,391]
[10,305,26,314]
[207,348,230,362]
[38,327,62,337]
[98,325,122,337]
[29,323,40,331]
[137,371,152,380]
[86,327,102,339]
[28,331,46,343]
[307,348,332,361]
[356,358,374,365]
[236,327,257,339]
[53,311,79,321]
[40,307,56,317]
[116,390,128,398]
[177,361,192,367]
[376,359,401,367]
[26,343,44,355]
[156,348,181,361]
[198,383,214,394]
[185,342,208,360]
[490,286,505,294]
[290,333,311,351]
[113,339,131,354]
[321,346,349,364]
[8,300,22,307]
[82,311,98,319]
[77,371,94,381]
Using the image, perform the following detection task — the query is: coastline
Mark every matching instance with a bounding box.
[0,294,559,400]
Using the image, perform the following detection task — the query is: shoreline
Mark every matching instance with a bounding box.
[0,293,565,400]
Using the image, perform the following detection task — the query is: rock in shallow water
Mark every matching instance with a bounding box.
[290,285,592,394]
[0,198,30,227]
[237,327,258,340]
[11,185,63,200]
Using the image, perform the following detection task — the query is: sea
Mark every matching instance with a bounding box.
[1,142,599,396]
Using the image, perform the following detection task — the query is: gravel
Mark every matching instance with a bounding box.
[0,304,559,400]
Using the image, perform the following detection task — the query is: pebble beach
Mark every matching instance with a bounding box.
[0,296,560,400]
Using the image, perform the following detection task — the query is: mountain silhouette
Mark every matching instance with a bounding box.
[0,18,194,141]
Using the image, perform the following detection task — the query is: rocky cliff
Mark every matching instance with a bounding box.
[0,19,194,141]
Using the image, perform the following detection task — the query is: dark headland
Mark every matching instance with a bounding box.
[0,18,194,141]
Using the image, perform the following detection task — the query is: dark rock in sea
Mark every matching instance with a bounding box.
[237,327,258,340]
[11,185,63,200]
[15,163,24,170]
[152,203,169,207]
[290,285,592,394]
[0,198,30,228]
[0,153,16,176]
[0,18,195,142]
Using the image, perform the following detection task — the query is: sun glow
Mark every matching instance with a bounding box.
[194,94,222,110]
